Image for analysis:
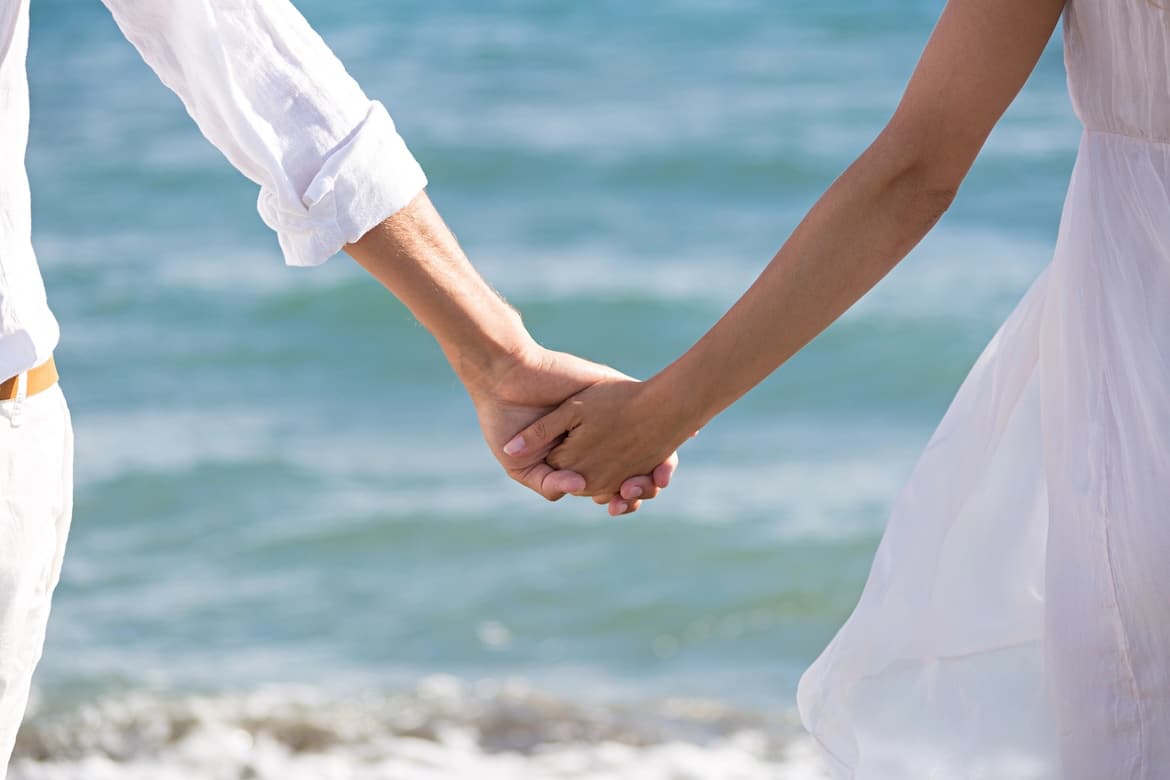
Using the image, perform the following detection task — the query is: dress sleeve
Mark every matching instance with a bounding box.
[100,0,428,267]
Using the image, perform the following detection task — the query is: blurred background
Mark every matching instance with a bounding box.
[13,0,1077,777]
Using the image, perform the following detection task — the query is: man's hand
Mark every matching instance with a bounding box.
[468,342,677,514]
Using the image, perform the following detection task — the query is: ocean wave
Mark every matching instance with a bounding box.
[12,679,828,779]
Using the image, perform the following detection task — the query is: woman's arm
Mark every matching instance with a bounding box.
[505,0,1067,506]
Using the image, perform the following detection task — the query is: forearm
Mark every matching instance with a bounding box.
[345,191,534,388]
[654,134,955,430]
[651,0,1066,432]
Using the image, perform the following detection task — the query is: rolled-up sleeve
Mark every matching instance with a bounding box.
[101,0,427,267]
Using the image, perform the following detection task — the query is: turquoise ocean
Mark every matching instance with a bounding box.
[14,1,1079,777]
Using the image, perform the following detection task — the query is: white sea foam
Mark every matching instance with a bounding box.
[12,681,829,780]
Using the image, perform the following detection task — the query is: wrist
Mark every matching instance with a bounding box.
[444,307,539,394]
[643,366,709,442]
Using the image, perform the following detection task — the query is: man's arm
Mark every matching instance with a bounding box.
[342,192,530,393]
[345,191,677,502]
[99,0,674,505]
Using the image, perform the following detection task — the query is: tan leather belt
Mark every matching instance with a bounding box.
[0,357,59,401]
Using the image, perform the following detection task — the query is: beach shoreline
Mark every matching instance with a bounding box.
[13,678,828,779]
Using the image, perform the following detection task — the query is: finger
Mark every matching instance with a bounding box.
[502,403,579,460]
[593,493,613,505]
[619,475,659,502]
[545,469,588,497]
[609,498,642,516]
[652,453,679,489]
[515,462,584,501]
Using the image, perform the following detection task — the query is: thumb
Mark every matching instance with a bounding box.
[502,402,579,460]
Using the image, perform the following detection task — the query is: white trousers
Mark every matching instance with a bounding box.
[0,385,73,776]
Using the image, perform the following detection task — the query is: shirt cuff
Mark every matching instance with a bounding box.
[256,101,428,268]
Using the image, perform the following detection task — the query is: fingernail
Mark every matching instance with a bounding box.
[503,436,525,456]
[563,475,586,493]
[613,502,629,515]
[626,486,644,499]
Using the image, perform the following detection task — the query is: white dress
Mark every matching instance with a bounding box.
[797,2,1170,778]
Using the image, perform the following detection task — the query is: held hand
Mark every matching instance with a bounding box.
[342,196,675,512]
[468,344,677,513]
[503,376,692,510]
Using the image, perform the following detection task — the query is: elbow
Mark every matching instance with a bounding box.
[875,120,964,211]
[870,125,964,228]
[904,176,958,229]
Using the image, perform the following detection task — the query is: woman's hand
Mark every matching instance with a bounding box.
[502,376,692,514]
[470,345,678,512]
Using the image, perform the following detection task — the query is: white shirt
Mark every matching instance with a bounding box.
[0,0,428,381]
